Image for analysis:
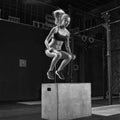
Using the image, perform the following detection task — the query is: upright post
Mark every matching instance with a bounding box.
[102,12,112,104]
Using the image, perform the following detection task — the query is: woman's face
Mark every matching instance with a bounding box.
[61,17,70,28]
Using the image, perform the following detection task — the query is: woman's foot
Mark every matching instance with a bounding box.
[55,70,65,80]
[47,70,55,80]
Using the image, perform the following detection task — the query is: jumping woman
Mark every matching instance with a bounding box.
[44,9,76,80]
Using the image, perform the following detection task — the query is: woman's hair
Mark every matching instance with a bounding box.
[53,9,65,25]
[61,14,71,23]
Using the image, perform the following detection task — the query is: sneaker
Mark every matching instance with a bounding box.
[47,71,55,80]
[55,70,65,80]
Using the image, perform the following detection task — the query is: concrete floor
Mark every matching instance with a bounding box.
[0,98,120,120]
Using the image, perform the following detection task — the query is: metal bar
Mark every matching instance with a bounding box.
[76,23,103,34]
[25,0,57,9]
[69,5,99,18]
[75,17,120,35]
[101,5,120,15]
[74,5,120,34]
[106,24,112,104]
[77,18,120,34]
[102,45,106,99]
[110,19,120,25]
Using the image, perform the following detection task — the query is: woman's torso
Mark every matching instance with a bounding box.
[49,27,69,50]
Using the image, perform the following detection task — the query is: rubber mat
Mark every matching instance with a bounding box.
[92,104,120,116]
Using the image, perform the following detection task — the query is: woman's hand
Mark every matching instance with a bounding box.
[71,54,76,60]
[48,48,54,52]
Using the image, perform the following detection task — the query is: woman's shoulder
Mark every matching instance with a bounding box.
[51,26,58,33]
[65,28,70,36]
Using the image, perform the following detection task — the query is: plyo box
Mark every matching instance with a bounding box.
[42,83,91,120]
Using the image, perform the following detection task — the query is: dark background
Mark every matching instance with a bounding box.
[0,0,120,100]
[0,20,48,100]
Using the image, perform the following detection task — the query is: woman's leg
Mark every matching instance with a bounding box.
[55,51,72,79]
[48,52,61,71]
[45,49,61,79]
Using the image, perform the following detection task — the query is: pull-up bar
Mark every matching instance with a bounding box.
[101,5,120,15]
[75,8,120,34]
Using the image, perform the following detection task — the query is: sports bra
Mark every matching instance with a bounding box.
[54,31,67,42]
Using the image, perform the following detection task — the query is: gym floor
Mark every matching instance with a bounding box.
[0,98,120,120]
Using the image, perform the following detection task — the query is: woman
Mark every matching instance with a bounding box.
[44,9,75,80]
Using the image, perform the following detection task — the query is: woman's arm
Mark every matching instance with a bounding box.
[65,32,76,60]
[65,32,72,54]
[44,27,57,49]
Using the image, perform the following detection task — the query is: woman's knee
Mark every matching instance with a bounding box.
[61,52,72,60]
[45,49,55,57]
[55,52,61,59]
[68,54,72,61]
[64,54,72,61]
